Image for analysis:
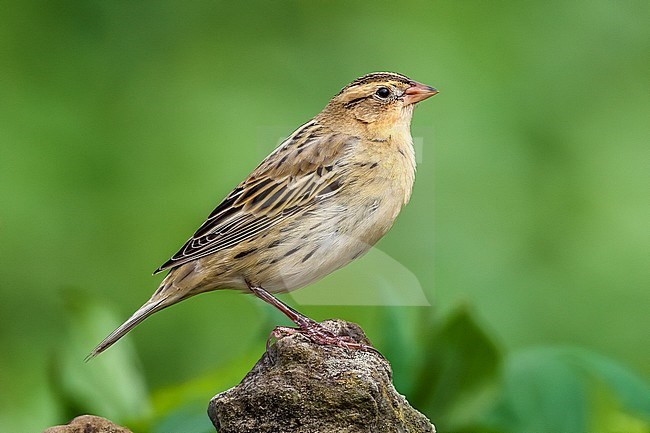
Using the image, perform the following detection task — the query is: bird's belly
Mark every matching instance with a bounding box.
[257,195,402,293]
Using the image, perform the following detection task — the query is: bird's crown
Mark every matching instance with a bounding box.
[337,72,413,95]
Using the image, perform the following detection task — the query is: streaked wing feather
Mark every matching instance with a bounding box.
[154,121,355,273]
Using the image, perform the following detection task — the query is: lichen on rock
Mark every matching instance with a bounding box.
[208,319,435,433]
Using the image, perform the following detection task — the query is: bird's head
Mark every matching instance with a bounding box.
[318,72,438,139]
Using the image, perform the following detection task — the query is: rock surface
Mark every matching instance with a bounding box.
[42,415,133,433]
[208,319,435,433]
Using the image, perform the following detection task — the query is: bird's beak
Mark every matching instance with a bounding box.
[403,81,438,105]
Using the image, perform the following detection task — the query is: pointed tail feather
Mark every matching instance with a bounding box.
[85,299,168,361]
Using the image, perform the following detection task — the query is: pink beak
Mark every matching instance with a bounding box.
[403,81,438,105]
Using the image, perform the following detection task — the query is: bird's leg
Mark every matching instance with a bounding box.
[247,284,375,352]
[248,284,318,329]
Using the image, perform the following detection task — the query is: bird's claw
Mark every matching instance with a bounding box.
[267,324,380,355]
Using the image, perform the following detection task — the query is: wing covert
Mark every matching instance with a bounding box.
[154,121,355,273]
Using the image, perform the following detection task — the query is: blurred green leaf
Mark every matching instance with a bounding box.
[150,348,261,433]
[152,403,214,433]
[49,288,151,425]
[482,347,650,433]
[410,305,502,432]
[150,348,261,418]
[575,348,650,420]
[375,307,426,393]
[590,380,650,433]
[482,347,587,433]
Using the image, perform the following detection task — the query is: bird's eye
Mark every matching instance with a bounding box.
[375,87,391,99]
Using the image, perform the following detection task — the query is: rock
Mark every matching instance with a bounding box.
[42,415,133,433]
[208,319,435,433]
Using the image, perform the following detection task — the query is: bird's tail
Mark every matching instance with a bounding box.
[85,297,170,361]
[86,265,199,361]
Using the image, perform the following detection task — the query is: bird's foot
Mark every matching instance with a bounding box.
[269,324,379,354]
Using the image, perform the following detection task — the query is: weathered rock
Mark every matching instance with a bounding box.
[208,319,435,433]
[42,415,133,433]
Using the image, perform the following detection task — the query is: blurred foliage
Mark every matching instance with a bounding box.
[51,289,151,424]
[0,1,649,432]
[49,304,650,433]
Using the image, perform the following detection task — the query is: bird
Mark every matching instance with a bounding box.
[88,72,437,359]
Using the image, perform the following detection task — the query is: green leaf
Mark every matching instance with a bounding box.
[150,348,261,419]
[149,348,262,432]
[482,347,650,433]
[410,305,502,432]
[152,403,214,433]
[589,379,650,433]
[49,288,152,425]
[375,307,426,393]
[483,347,587,433]
[573,348,650,421]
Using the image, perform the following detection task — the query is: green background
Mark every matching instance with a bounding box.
[1,1,649,432]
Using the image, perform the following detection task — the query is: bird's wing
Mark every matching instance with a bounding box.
[154,120,357,273]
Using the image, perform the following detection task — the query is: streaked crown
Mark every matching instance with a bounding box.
[337,72,413,95]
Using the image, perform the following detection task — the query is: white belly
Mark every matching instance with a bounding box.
[264,192,403,293]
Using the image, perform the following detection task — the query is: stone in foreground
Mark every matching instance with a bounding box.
[208,319,435,433]
[42,415,133,433]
